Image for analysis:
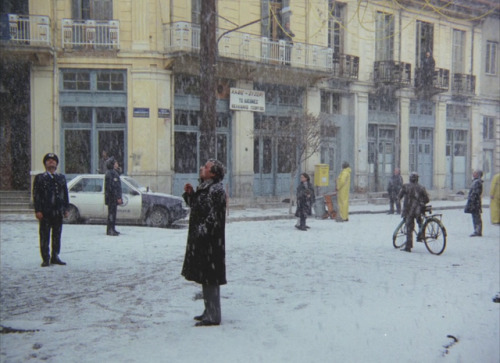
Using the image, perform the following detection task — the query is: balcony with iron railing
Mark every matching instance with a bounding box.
[451,73,475,96]
[0,13,51,46]
[373,61,411,87]
[61,19,119,50]
[164,22,359,80]
[414,67,450,98]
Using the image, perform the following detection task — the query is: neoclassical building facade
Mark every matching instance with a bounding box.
[1,0,499,198]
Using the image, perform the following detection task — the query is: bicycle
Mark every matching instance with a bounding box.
[392,205,447,255]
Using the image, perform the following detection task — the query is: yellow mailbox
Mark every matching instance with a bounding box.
[314,164,329,186]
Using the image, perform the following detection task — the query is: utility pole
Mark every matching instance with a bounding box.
[199,0,217,163]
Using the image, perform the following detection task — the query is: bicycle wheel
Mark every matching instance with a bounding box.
[392,219,407,248]
[423,218,447,255]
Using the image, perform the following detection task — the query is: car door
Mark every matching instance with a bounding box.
[68,176,106,219]
[116,178,142,221]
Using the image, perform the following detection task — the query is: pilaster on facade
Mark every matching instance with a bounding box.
[31,66,57,175]
[399,97,411,179]
[434,100,448,191]
[354,92,369,193]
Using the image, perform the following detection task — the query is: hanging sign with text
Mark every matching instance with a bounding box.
[229,88,265,112]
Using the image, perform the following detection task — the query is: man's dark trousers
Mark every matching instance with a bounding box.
[39,214,63,262]
[107,202,117,234]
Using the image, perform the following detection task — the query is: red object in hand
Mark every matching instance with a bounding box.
[184,183,194,194]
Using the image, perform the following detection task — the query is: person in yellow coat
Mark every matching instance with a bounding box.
[335,161,351,222]
[490,172,500,225]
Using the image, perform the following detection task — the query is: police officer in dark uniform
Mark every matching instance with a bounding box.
[33,153,69,267]
[104,157,123,236]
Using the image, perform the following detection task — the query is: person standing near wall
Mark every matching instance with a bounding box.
[465,170,483,237]
[335,161,351,222]
[104,157,123,236]
[422,51,435,87]
[182,159,227,327]
[98,150,108,174]
[295,172,315,231]
[33,153,69,267]
[387,168,403,214]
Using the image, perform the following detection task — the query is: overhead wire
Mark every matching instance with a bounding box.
[303,0,497,45]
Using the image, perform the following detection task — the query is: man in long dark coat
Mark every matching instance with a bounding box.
[295,172,315,230]
[465,170,483,237]
[182,159,227,326]
[422,51,435,87]
[33,153,69,267]
[387,168,403,214]
[398,172,429,252]
[104,157,123,236]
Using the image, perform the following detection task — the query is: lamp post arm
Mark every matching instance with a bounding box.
[216,16,270,45]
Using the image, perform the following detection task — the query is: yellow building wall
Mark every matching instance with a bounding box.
[31,66,56,174]
[24,0,497,196]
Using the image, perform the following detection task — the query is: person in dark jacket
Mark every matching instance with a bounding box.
[398,172,430,252]
[465,170,483,237]
[182,159,227,327]
[295,172,315,231]
[422,51,435,87]
[104,157,123,236]
[387,168,403,214]
[33,153,69,267]
[98,150,108,174]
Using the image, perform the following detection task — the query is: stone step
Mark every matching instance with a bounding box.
[0,190,32,213]
[0,208,34,214]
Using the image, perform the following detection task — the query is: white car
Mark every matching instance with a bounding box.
[65,174,189,228]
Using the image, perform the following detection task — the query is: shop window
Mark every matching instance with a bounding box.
[61,107,92,123]
[174,75,200,96]
[96,107,126,124]
[277,137,295,173]
[321,91,340,114]
[65,130,91,174]
[174,132,198,173]
[63,71,91,90]
[97,72,125,91]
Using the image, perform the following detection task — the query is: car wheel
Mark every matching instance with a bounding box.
[147,207,170,228]
[64,205,80,224]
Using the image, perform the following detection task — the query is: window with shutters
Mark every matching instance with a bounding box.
[486,41,497,75]
[375,12,394,61]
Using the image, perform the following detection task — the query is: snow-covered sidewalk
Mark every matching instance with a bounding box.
[1,207,499,362]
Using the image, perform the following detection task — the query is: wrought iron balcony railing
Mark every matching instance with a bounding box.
[333,54,359,79]
[61,19,119,50]
[373,61,411,86]
[451,73,475,96]
[0,14,50,46]
[414,67,450,94]
[164,22,359,79]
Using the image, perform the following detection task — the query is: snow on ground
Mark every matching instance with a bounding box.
[0,206,499,363]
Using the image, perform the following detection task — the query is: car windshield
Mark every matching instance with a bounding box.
[123,177,148,192]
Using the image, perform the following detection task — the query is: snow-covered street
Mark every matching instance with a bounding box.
[1,208,499,363]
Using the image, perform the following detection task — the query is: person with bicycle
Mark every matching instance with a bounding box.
[398,172,429,252]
